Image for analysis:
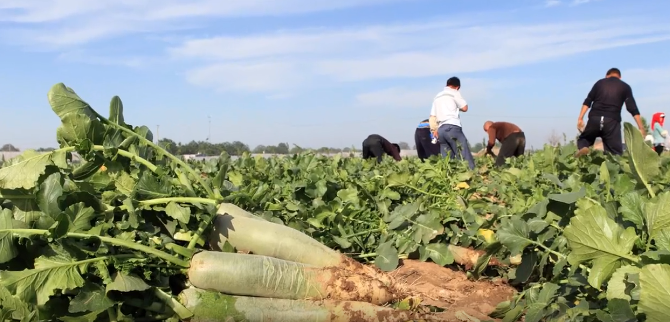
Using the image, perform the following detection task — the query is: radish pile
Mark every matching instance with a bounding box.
[0,83,448,321]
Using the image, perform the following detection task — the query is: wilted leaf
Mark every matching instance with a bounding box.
[0,209,27,264]
[0,150,66,190]
[106,272,151,293]
[69,283,115,313]
[0,254,92,305]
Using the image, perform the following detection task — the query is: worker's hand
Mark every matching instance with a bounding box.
[432,131,438,139]
[577,119,585,133]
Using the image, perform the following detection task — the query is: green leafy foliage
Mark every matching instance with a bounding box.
[1,83,670,321]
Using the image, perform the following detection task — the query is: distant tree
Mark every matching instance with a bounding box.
[252,145,267,154]
[398,141,411,150]
[276,143,290,154]
[158,138,179,155]
[36,147,56,152]
[0,144,19,152]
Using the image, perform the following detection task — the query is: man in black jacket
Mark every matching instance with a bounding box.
[362,134,402,162]
[576,68,647,156]
[415,119,441,161]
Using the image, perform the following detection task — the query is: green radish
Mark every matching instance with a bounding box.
[179,287,435,322]
[209,203,395,285]
[188,251,399,305]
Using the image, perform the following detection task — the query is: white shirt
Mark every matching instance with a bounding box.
[430,87,467,128]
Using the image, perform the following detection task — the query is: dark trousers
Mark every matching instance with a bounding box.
[437,124,476,169]
[496,132,526,167]
[415,128,440,161]
[577,116,623,155]
[362,136,385,162]
[655,145,664,156]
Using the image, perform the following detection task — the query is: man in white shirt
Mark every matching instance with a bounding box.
[429,77,475,169]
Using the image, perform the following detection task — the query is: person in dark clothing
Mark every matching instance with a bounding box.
[483,121,526,167]
[415,119,441,161]
[576,68,647,156]
[362,134,402,162]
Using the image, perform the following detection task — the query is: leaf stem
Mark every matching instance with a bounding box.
[91,145,157,173]
[3,229,189,267]
[93,113,216,198]
[153,288,193,320]
[186,220,210,250]
[139,197,218,207]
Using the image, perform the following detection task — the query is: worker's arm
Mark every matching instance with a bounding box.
[624,85,646,137]
[455,92,468,112]
[578,82,597,130]
[486,127,497,156]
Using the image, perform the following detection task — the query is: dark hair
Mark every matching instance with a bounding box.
[393,143,401,152]
[421,119,429,123]
[606,68,621,77]
[446,77,461,88]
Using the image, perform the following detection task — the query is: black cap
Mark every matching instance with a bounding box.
[446,77,461,87]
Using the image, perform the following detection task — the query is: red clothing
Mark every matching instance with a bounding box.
[486,122,522,150]
[652,112,665,130]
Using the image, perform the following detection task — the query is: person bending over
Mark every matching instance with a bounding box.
[429,77,475,169]
[483,121,526,167]
[361,134,401,162]
[576,68,646,157]
[651,112,667,156]
[415,119,441,161]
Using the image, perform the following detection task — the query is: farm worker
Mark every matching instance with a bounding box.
[576,67,646,157]
[429,77,476,169]
[361,134,402,162]
[651,112,667,155]
[415,119,441,161]
[482,121,526,167]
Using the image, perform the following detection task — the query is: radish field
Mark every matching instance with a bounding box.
[0,83,668,321]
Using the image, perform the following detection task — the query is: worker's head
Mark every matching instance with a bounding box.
[446,77,461,90]
[652,112,666,130]
[606,68,621,79]
[393,143,401,154]
[483,121,494,132]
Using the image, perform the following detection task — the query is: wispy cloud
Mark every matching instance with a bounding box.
[545,0,601,7]
[0,0,410,47]
[168,16,670,93]
[354,78,505,109]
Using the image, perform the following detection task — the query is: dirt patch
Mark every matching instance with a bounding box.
[390,260,516,322]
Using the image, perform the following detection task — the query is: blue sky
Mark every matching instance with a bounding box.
[1,0,670,151]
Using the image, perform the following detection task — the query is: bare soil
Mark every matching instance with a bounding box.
[390,259,517,322]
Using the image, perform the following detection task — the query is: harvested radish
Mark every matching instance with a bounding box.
[179,287,434,322]
[210,203,395,284]
[188,251,400,304]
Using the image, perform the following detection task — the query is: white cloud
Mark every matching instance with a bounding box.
[0,0,410,47]
[184,62,306,93]
[168,17,670,92]
[354,78,503,109]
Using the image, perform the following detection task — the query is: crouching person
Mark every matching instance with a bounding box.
[362,134,402,162]
[483,121,526,167]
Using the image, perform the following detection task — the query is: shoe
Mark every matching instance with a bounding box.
[575,147,589,157]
